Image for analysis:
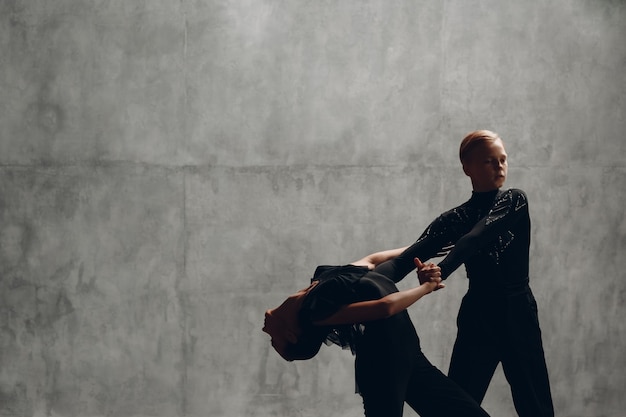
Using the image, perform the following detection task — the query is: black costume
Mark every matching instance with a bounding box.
[388,188,554,417]
[300,264,490,417]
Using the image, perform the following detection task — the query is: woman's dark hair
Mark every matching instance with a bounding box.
[283,321,328,361]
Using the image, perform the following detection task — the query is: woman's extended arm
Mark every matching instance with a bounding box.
[349,246,409,270]
[313,268,444,327]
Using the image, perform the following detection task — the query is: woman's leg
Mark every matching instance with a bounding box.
[358,374,406,417]
[356,357,409,417]
[405,353,491,417]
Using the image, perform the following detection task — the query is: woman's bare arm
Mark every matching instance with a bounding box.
[349,246,409,270]
[313,277,444,326]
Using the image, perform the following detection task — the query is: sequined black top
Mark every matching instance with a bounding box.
[298,188,530,353]
[389,188,531,292]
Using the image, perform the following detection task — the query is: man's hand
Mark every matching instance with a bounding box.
[414,257,445,291]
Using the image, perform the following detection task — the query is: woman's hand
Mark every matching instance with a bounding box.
[414,258,445,291]
[422,276,446,293]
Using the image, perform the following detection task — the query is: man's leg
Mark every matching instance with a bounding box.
[501,290,555,417]
[448,294,501,404]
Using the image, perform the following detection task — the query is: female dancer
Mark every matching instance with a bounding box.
[262,247,491,417]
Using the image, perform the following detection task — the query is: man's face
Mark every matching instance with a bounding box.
[463,138,508,192]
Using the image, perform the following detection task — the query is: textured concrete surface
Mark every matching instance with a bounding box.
[1,1,625,416]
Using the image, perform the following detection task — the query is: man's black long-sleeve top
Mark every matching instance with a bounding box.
[382,188,531,292]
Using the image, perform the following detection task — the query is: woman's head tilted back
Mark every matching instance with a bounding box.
[262,281,327,361]
[282,320,328,361]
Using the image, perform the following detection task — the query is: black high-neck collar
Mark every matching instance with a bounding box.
[469,189,500,206]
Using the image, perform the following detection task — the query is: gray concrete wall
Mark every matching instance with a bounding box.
[1,1,624,416]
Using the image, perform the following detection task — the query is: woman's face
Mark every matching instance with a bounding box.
[263,298,299,360]
[262,282,318,361]
[463,138,508,192]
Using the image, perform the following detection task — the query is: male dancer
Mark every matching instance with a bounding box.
[402,130,554,417]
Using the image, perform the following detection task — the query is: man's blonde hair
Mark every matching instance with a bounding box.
[459,130,501,164]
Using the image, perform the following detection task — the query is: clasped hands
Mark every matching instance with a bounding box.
[414,257,445,292]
